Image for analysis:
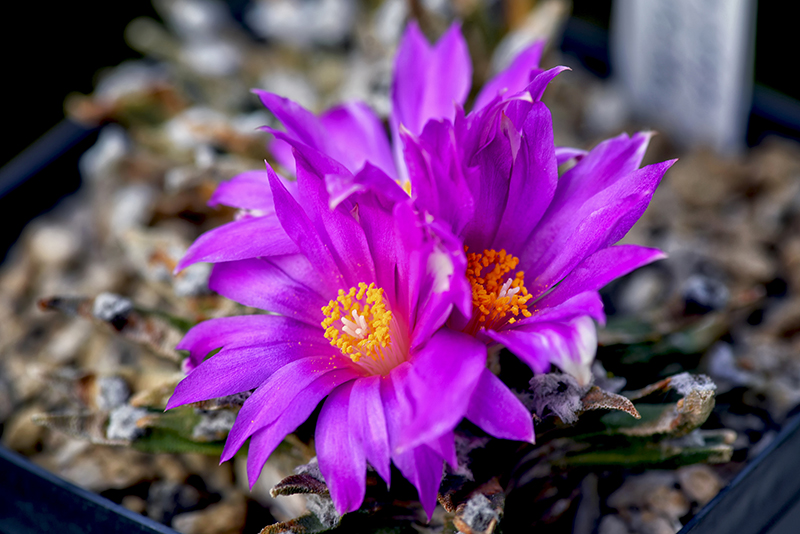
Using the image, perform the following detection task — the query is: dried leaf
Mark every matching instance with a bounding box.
[580,386,641,419]
[271,474,330,497]
[258,512,330,534]
[619,373,716,437]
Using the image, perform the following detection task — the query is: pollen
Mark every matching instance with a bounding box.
[465,248,533,333]
[321,282,393,364]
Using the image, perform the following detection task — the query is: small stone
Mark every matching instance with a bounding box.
[110,184,156,237]
[174,263,211,297]
[607,471,677,511]
[96,376,130,410]
[192,410,235,442]
[677,465,722,506]
[44,322,92,364]
[646,486,689,522]
[706,342,752,389]
[615,266,669,315]
[122,494,147,514]
[106,404,148,441]
[79,124,129,182]
[92,292,133,328]
[171,492,247,534]
[58,446,157,491]
[28,225,81,266]
[181,40,242,78]
[683,274,729,314]
[152,454,190,484]
[147,480,201,524]
[245,0,356,48]
[1,406,45,454]
[631,511,680,534]
[598,514,630,534]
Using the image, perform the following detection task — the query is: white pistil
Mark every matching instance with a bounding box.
[341,309,369,339]
[498,278,520,299]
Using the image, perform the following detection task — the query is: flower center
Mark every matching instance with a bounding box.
[465,248,532,334]
[321,282,408,375]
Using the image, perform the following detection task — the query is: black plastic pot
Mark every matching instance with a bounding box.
[678,412,800,534]
[0,445,179,534]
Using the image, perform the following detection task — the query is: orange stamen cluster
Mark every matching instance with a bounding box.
[465,248,533,333]
[321,282,393,363]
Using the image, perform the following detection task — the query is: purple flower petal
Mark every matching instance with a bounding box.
[267,163,346,289]
[523,65,570,103]
[402,119,476,236]
[392,21,471,181]
[269,137,296,175]
[466,369,534,442]
[473,40,544,112]
[294,153,376,287]
[348,375,391,485]
[327,161,408,210]
[460,113,517,250]
[409,220,472,345]
[176,315,321,364]
[254,90,327,149]
[388,201,471,343]
[320,102,397,180]
[167,343,330,410]
[317,382,367,515]
[392,444,444,520]
[225,362,361,462]
[555,146,587,165]
[175,215,298,272]
[208,169,297,213]
[396,328,486,451]
[426,431,458,470]
[549,132,653,211]
[491,101,557,255]
[392,21,471,138]
[380,365,445,519]
[209,258,327,324]
[521,160,675,300]
[243,368,358,486]
[536,245,666,311]
[256,90,394,179]
[486,315,597,385]
[527,291,606,325]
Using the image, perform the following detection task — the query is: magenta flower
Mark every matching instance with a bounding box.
[393,23,674,387]
[168,148,534,515]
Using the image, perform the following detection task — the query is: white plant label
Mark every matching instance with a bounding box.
[612,0,756,153]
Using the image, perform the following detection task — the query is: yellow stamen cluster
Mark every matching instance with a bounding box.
[466,248,533,332]
[321,282,393,363]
